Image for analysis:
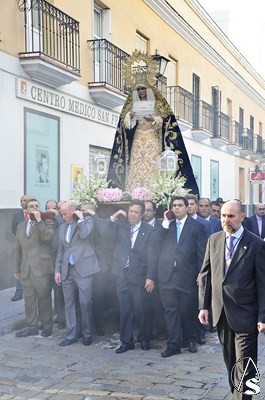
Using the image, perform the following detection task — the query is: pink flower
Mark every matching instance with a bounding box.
[131,187,152,201]
[96,188,123,202]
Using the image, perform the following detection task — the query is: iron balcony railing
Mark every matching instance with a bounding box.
[87,39,129,92]
[243,128,254,152]
[19,0,80,73]
[255,134,264,155]
[232,121,244,147]
[167,86,194,124]
[198,100,214,133]
[215,111,230,141]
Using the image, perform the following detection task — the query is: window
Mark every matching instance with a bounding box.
[89,145,111,177]
[167,57,178,87]
[250,115,254,133]
[24,108,59,207]
[191,155,202,194]
[192,74,200,128]
[210,160,219,200]
[136,32,148,53]
[259,122,263,136]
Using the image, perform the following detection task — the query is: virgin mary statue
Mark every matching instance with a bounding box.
[107,51,199,196]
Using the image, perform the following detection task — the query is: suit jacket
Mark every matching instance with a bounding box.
[55,217,99,281]
[157,217,207,291]
[96,217,158,285]
[199,228,265,332]
[116,219,158,284]
[248,214,265,239]
[208,216,222,234]
[195,215,212,238]
[12,209,25,235]
[14,219,55,279]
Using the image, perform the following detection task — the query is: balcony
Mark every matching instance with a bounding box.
[18,0,80,87]
[87,39,129,109]
[211,111,230,148]
[192,100,213,141]
[167,86,193,130]
[240,128,254,157]
[227,120,243,154]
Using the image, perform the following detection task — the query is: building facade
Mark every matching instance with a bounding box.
[1,0,265,287]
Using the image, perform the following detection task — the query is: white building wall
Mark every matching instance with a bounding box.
[0,52,118,209]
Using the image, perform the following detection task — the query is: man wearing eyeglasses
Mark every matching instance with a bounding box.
[248,203,265,239]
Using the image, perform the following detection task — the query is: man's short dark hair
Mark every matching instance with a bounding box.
[129,199,145,214]
[210,201,221,207]
[170,196,188,209]
[144,200,157,212]
[185,194,198,204]
[25,198,40,208]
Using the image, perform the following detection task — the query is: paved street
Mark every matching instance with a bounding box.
[1,288,265,400]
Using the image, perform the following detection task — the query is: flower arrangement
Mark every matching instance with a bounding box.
[69,175,108,207]
[131,187,152,201]
[96,187,123,202]
[69,172,189,210]
[149,171,190,210]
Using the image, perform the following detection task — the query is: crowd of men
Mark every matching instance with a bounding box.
[11,194,265,399]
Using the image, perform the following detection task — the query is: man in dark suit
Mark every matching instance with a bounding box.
[99,200,157,353]
[199,200,265,399]
[247,203,265,239]
[11,194,31,301]
[157,196,207,357]
[55,202,100,347]
[143,200,167,341]
[186,194,212,238]
[14,198,55,337]
[198,197,222,233]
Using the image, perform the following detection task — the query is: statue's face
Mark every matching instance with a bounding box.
[136,86,147,100]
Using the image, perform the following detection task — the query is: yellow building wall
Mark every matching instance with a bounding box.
[1,0,265,202]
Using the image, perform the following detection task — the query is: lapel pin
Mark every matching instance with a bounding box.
[243,246,247,250]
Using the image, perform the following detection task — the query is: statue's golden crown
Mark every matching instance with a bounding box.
[123,50,157,89]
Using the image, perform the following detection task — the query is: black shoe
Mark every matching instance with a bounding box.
[77,332,83,339]
[96,328,105,336]
[83,337,92,346]
[161,347,181,358]
[188,340,198,353]
[116,343,135,354]
[58,322,66,329]
[41,329,52,337]
[16,329,38,337]
[59,338,77,347]
[11,293,23,301]
[196,333,206,345]
[141,340,150,350]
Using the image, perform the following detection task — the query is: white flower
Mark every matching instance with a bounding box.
[149,172,190,209]
[69,175,109,206]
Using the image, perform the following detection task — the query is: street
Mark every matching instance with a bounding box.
[1,318,265,400]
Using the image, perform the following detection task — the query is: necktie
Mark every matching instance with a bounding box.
[124,225,135,269]
[27,220,34,237]
[24,212,29,221]
[176,221,181,243]
[257,217,262,237]
[225,236,235,273]
[67,224,74,265]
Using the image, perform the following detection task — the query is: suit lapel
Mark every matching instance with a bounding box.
[132,221,146,250]
[177,217,191,245]
[224,231,250,278]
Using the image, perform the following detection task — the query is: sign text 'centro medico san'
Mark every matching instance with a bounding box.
[16,78,120,128]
